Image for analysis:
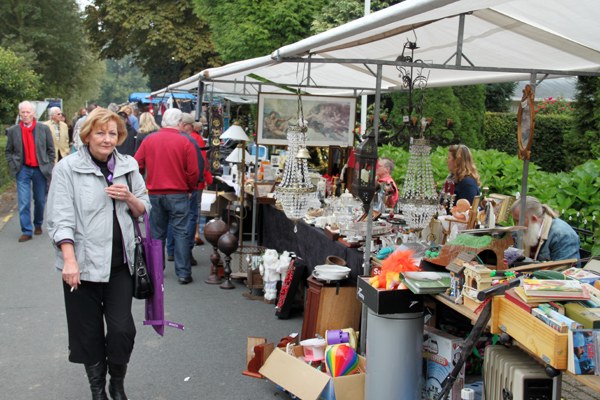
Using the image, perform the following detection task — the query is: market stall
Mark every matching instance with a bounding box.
[153,1,600,398]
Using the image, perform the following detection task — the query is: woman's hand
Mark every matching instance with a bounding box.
[106,183,130,202]
[106,183,145,217]
[60,242,80,290]
[63,258,81,290]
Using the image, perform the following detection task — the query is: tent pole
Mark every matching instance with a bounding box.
[359,63,382,356]
[250,84,263,246]
[455,14,465,66]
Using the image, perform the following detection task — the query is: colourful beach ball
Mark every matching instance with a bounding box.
[325,344,359,377]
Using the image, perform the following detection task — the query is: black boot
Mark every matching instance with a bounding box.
[84,361,109,400]
[108,362,128,400]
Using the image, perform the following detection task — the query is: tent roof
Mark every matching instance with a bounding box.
[153,0,600,99]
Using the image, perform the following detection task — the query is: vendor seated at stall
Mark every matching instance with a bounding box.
[375,157,398,209]
[511,196,580,262]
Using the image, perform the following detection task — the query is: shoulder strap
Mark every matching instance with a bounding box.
[126,172,152,239]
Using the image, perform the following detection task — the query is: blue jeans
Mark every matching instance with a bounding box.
[149,193,191,279]
[167,190,199,256]
[16,166,47,236]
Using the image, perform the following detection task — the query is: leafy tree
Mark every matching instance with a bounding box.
[0,0,102,116]
[194,0,327,63]
[485,82,517,112]
[564,76,600,166]
[91,57,150,107]
[310,0,396,34]
[0,47,41,124]
[84,0,220,90]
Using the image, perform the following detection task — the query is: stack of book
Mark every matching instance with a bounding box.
[531,303,583,333]
[519,279,590,302]
[402,271,451,295]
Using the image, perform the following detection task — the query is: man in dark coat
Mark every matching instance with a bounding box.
[5,101,55,242]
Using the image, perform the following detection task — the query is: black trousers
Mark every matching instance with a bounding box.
[63,264,136,365]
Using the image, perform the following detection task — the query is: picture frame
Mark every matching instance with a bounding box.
[270,155,280,168]
[517,84,535,161]
[257,93,356,146]
[488,193,516,223]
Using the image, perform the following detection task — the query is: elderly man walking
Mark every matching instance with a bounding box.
[43,107,70,162]
[135,108,200,284]
[5,101,55,242]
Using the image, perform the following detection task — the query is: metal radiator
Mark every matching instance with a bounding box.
[483,346,561,400]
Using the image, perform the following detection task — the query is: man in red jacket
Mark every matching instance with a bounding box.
[135,108,199,284]
[5,101,55,242]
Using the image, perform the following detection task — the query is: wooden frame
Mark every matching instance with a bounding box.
[257,93,356,146]
[488,193,516,223]
[517,84,536,160]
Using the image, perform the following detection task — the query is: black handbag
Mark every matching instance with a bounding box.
[132,234,153,299]
[127,173,153,299]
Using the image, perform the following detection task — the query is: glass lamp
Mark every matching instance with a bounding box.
[351,132,378,213]
[275,120,316,232]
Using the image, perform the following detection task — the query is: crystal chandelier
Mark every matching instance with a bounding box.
[395,38,438,230]
[275,95,316,232]
[400,136,438,230]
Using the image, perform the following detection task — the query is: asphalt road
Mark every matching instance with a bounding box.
[0,197,302,400]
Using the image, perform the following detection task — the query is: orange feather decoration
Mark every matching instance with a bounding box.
[378,250,421,288]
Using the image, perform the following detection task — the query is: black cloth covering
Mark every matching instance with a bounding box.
[260,205,363,282]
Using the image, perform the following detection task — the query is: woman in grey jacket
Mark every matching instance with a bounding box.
[47,108,150,400]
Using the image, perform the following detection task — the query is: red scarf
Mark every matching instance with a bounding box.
[21,120,39,167]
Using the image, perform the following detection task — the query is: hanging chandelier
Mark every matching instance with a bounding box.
[400,135,438,230]
[275,94,316,232]
[396,38,438,230]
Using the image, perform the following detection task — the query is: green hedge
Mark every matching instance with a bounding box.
[483,112,575,173]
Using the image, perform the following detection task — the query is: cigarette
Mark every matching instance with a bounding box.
[70,287,75,292]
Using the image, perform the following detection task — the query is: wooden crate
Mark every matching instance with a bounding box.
[490,297,568,369]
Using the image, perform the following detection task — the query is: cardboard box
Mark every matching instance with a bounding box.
[260,346,365,400]
[422,326,465,400]
[356,276,423,315]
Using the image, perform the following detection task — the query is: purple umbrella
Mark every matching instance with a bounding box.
[139,212,184,336]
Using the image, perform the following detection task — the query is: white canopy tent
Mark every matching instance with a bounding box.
[155,1,600,347]
[153,0,600,99]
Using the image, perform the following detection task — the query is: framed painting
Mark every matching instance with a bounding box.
[488,193,516,223]
[257,93,356,147]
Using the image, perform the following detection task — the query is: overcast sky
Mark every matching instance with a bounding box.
[76,0,91,10]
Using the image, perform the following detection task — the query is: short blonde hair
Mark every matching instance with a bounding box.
[138,112,160,134]
[80,108,127,145]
